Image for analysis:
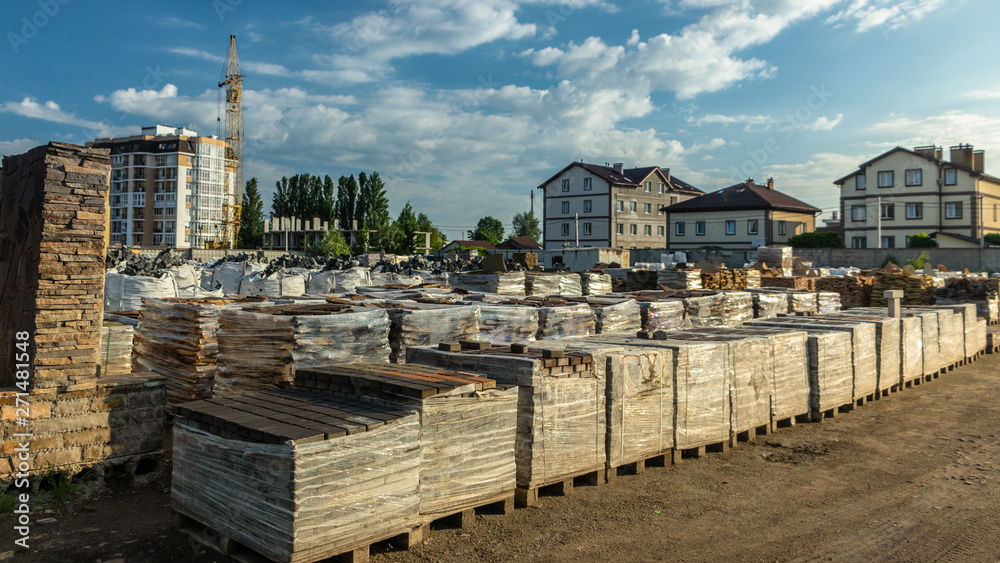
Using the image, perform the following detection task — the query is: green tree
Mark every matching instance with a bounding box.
[334,175,359,230]
[416,212,446,251]
[237,178,265,249]
[312,228,350,256]
[786,231,845,249]
[511,210,542,241]
[391,202,419,255]
[271,174,330,221]
[351,218,370,254]
[906,232,938,248]
[468,216,505,246]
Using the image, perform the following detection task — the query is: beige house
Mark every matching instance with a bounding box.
[834,144,1000,248]
[537,162,702,250]
[661,179,819,250]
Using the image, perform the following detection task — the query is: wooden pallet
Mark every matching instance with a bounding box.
[678,439,730,460]
[173,509,423,563]
[515,467,605,507]
[854,392,876,407]
[810,402,854,422]
[419,491,514,529]
[772,413,811,430]
[605,452,672,483]
[734,423,772,444]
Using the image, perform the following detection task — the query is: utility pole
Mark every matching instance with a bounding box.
[575,213,579,247]
[530,190,534,215]
[876,195,882,248]
[980,194,985,248]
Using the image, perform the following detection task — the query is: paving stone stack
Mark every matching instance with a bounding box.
[679,292,726,327]
[379,301,481,363]
[634,299,688,331]
[817,292,842,313]
[756,246,793,270]
[751,291,788,318]
[822,311,904,395]
[524,273,561,296]
[761,276,816,291]
[99,320,134,377]
[871,273,936,306]
[170,390,421,563]
[581,297,641,335]
[296,363,518,520]
[814,275,874,309]
[475,304,539,343]
[580,272,613,296]
[657,270,703,290]
[450,272,526,297]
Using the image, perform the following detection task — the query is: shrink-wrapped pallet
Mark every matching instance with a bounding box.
[296,365,517,519]
[216,307,295,392]
[476,304,539,343]
[637,300,687,331]
[100,321,134,377]
[682,293,726,327]
[822,311,903,394]
[752,292,787,318]
[932,303,978,359]
[581,273,613,296]
[817,292,842,313]
[558,273,583,297]
[405,346,606,492]
[722,292,754,327]
[537,303,596,339]
[383,302,481,362]
[756,246,793,269]
[450,272,526,297]
[585,298,641,335]
[788,291,819,314]
[525,274,560,296]
[170,391,420,563]
[657,270,702,290]
[747,320,854,413]
[587,336,731,450]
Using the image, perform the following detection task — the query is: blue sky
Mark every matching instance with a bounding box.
[3,0,999,241]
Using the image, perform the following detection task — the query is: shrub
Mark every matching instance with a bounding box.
[905,251,932,270]
[786,231,845,249]
[906,232,938,248]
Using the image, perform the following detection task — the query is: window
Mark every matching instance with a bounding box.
[880,203,895,220]
[904,169,922,186]
[583,199,592,213]
[881,236,895,248]
[778,220,786,235]
[945,202,963,219]
[644,181,651,192]
[153,207,164,216]
[561,223,570,236]
[644,225,652,236]
[658,225,665,236]
[629,224,637,235]
[616,223,624,235]
[111,155,124,165]
[165,207,176,216]
[725,220,736,235]
[562,179,570,192]
[851,205,867,222]
[629,201,637,213]
[583,178,592,190]
[877,171,894,188]
[852,237,867,249]
[696,221,706,236]
[944,169,957,185]
[133,155,145,166]
[132,193,145,206]
[583,222,592,235]
[658,183,665,194]
[856,174,866,191]
[616,200,624,212]
[644,203,652,214]
[747,219,759,235]
[675,222,685,236]
[155,155,166,167]
[562,201,570,214]
[906,202,923,219]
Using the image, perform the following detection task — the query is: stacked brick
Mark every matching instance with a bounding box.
[1,143,110,390]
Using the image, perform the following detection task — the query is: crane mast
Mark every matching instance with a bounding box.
[218,35,243,248]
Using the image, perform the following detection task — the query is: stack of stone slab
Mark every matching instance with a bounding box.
[558,273,583,297]
[820,311,904,395]
[635,299,687,332]
[474,304,539,343]
[537,302,596,339]
[215,303,392,395]
[581,272,613,296]
[582,297,641,335]
[752,291,788,319]
[449,272,526,297]
[817,292,842,313]
[99,320,135,377]
[374,301,481,363]
[295,363,518,522]
[405,346,605,506]
[170,390,420,563]
[524,273,561,296]
[756,246,793,269]
[657,270,702,290]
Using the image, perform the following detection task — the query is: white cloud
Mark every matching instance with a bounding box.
[805,112,843,131]
[686,137,729,153]
[168,47,292,78]
[687,113,773,127]
[966,88,1000,100]
[157,16,203,29]
[0,98,111,133]
[0,138,39,156]
[826,0,950,33]
[868,111,1000,151]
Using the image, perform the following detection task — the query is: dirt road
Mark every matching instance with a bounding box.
[3,353,999,562]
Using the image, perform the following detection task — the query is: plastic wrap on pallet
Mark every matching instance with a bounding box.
[171,414,420,563]
[657,270,703,290]
[100,321,134,376]
[405,346,606,489]
[822,311,903,393]
[713,327,810,421]
[450,272,526,297]
[722,292,754,327]
[216,307,294,394]
[209,261,265,295]
[538,303,596,339]
[638,300,688,331]
[581,273,613,296]
[817,292,842,313]
[525,274,560,296]
[386,302,481,362]
[974,319,987,355]
[788,291,818,313]
[682,293,726,327]
[558,273,583,297]
[745,269,762,289]
[587,335,731,450]
[747,320,854,412]
[588,298,641,335]
[756,246,793,269]
[335,267,373,293]
[292,308,392,368]
[752,292,787,318]
[133,298,242,403]
[937,303,977,359]
[476,304,539,343]
[898,316,923,383]
[238,271,307,297]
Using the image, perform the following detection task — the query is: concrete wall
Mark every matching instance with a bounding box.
[132,248,307,262]
[792,248,1000,271]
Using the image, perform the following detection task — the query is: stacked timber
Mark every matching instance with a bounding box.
[296,364,518,520]
[870,273,936,306]
[814,275,874,309]
[99,321,134,377]
[170,390,420,563]
[657,270,702,290]
[581,272,613,296]
[761,276,816,291]
[406,345,605,505]
[701,269,749,290]
[215,303,392,395]
[133,297,245,403]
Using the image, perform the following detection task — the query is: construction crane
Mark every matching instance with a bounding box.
[215,34,244,248]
